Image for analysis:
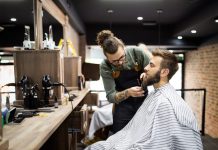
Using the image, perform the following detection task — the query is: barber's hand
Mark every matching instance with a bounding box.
[127,86,144,97]
[140,73,145,81]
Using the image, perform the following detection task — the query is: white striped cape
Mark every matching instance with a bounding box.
[85,83,203,150]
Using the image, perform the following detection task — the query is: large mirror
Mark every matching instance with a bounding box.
[0,0,34,47]
[0,0,63,48]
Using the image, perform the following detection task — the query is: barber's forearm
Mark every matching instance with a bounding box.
[115,89,129,103]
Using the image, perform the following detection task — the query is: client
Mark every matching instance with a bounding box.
[85,49,203,150]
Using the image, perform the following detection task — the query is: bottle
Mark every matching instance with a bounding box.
[6,94,10,110]
[54,96,58,108]
[78,76,81,90]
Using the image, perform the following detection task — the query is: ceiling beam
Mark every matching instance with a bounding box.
[41,0,66,25]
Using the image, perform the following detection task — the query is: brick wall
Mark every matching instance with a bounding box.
[185,43,218,138]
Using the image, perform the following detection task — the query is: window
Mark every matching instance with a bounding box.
[0,53,15,106]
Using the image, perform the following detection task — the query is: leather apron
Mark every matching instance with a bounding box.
[113,69,148,133]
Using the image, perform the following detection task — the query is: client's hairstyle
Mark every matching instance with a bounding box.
[152,49,178,80]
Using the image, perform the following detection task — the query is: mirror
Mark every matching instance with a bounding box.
[0,0,34,47]
[0,0,63,48]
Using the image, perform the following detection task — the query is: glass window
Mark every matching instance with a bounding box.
[0,65,15,106]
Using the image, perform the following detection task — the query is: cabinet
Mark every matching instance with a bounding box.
[13,50,64,105]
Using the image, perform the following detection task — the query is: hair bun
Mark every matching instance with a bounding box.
[96,30,114,46]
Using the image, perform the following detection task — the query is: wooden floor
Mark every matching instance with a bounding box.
[75,134,218,150]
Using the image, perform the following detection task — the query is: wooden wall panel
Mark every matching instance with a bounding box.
[64,56,81,88]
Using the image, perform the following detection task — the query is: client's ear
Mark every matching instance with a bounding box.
[160,68,169,77]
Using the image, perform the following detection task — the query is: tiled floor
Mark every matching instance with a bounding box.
[76,134,218,150]
[202,134,218,150]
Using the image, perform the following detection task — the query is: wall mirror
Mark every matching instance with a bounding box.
[0,0,34,47]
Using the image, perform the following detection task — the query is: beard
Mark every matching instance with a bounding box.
[142,70,161,87]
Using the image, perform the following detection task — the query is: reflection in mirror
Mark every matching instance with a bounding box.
[42,8,63,49]
[0,0,34,47]
[0,0,63,48]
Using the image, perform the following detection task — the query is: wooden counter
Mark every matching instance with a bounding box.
[3,88,90,150]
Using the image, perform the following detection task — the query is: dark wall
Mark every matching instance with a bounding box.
[0,25,29,47]
[0,23,207,47]
[84,23,202,46]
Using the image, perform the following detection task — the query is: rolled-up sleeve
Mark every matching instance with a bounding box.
[100,62,117,103]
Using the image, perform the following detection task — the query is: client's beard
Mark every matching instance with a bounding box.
[142,70,161,88]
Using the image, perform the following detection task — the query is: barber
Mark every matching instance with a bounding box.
[97,30,150,133]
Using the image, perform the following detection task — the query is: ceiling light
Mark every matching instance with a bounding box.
[177,36,183,40]
[214,17,218,23]
[10,18,17,22]
[137,17,143,21]
[156,9,163,14]
[191,30,197,34]
[0,26,4,32]
[107,9,114,14]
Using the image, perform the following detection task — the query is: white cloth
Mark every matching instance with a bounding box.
[86,83,203,150]
[88,103,113,140]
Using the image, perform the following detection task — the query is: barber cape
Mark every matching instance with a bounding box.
[85,83,203,150]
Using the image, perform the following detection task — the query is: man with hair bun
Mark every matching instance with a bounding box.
[96,30,150,134]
